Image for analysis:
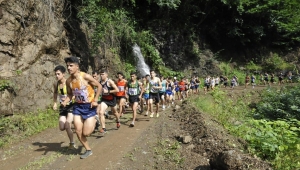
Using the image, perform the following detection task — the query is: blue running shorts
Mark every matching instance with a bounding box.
[73,103,96,120]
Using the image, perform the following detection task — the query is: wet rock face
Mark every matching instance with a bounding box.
[0,0,89,114]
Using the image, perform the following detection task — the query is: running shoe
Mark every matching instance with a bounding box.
[105,112,109,119]
[150,112,154,118]
[68,143,77,150]
[117,122,121,128]
[144,111,148,116]
[99,128,107,134]
[129,123,135,127]
[156,113,160,118]
[172,101,174,105]
[162,105,165,110]
[80,150,93,159]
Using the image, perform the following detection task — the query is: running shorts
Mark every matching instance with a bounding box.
[100,97,117,107]
[166,90,173,96]
[129,95,140,104]
[59,103,74,117]
[73,103,96,120]
[143,93,149,100]
[149,92,160,104]
[159,92,165,100]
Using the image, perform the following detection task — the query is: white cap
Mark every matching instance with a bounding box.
[174,77,177,80]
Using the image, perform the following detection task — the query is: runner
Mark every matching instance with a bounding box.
[185,78,190,98]
[278,72,284,85]
[63,56,102,159]
[270,73,275,84]
[287,71,293,83]
[53,65,76,150]
[165,77,174,108]
[264,72,269,85]
[204,76,210,94]
[148,70,162,118]
[189,77,196,95]
[179,77,186,100]
[231,77,236,89]
[115,72,127,117]
[126,72,144,127]
[195,77,200,94]
[245,74,250,88]
[159,76,167,110]
[210,76,215,90]
[223,76,228,88]
[251,74,256,88]
[97,70,120,133]
[142,75,150,116]
[174,77,180,100]
[215,76,220,87]
[92,71,101,132]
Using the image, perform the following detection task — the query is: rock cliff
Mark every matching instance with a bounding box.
[0,0,91,114]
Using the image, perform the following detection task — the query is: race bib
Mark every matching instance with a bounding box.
[73,88,88,103]
[128,88,138,95]
[118,86,125,91]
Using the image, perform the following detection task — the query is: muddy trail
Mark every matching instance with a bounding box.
[0,84,286,170]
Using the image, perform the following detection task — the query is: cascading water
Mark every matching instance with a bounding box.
[132,44,150,76]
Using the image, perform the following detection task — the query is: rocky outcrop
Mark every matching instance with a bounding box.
[0,0,91,114]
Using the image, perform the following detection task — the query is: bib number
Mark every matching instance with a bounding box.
[128,88,138,95]
[118,86,125,92]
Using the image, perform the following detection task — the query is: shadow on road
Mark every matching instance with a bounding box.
[32,142,82,155]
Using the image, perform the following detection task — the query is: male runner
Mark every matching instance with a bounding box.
[63,56,102,159]
[97,70,120,133]
[115,72,127,117]
[159,76,167,110]
[165,77,174,108]
[53,65,76,150]
[92,71,101,131]
[126,72,144,127]
[142,75,150,116]
[148,70,162,118]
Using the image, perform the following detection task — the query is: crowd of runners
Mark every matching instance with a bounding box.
[52,56,296,159]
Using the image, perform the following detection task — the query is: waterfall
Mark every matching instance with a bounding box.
[132,44,150,76]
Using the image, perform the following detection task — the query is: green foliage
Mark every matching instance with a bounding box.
[235,119,300,169]
[256,85,300,120]
[193,87,300,169]
[264,53,293,71]
[154,139,184,165]
[0,80,12,91]
[246,61,262,71]
[218,62,246,85]
[148,0,181,9]
[0,109,57,148]
[238,0,300,46]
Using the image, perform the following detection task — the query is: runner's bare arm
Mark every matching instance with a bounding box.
[84,73,102,102]
[108,80,119,93]
[62,78,72,107]
[53,82,58,110]
[157,78,162,89]
[139,82,144,98]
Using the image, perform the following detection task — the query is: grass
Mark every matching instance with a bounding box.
[154,139,184,165]
[192,87,300,170]
[0,108,57,148]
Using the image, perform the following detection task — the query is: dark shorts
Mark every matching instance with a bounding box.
[159,92,165,99]
[175,87,179,92]
[73,103,96,120]
[143,93,149,100]
[149,92,160,104]
[59,103,74,116]
[264,78,269,81]
[190,86,195,89]
[195,85,199,89]
[116,96,126,100]
[101,97,117,107]
[129,95,140,104]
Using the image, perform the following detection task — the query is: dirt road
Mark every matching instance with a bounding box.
[0,108,162,169]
